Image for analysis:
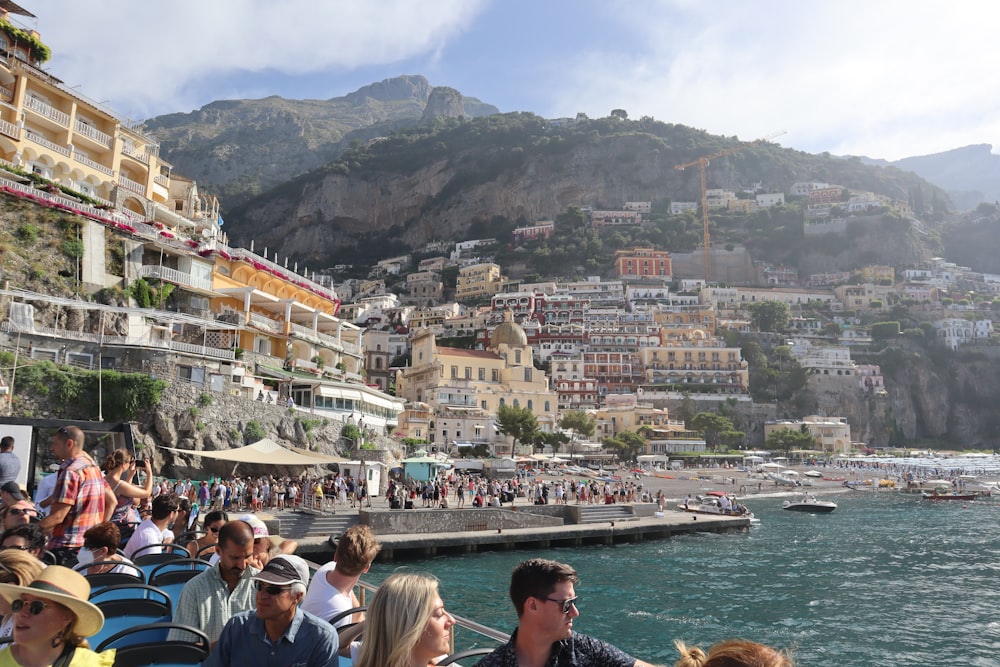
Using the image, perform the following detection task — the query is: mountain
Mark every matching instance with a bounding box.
[140,75,499,208]
[221,113,949,267]
[852,144,1000,210]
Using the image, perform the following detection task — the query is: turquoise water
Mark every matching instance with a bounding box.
[367,493,1000,666]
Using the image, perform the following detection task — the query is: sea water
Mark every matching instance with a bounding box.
[366,492,1000,667]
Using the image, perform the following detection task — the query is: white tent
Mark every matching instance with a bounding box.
[162,438,349,466]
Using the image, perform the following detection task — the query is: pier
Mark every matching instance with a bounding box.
[279,503,752,562]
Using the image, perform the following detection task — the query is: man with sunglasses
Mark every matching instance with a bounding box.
[1,500,38,531]
[204,554,338,667]
[477,558,658,667]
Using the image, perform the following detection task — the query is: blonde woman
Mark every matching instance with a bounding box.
[354,572,455,667]
[0,548,45,638]
[674,639,794,667]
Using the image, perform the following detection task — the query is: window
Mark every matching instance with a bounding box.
[527,400,533,410]
[478,368,485,380]
[482,400,487,410]
[451,366,458,379]
[492,369,499,382]
[544,401,550,411]
[177,365,206,384]
[524,368,532,382]
[465,367,471,379]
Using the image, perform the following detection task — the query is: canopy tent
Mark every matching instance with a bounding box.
[162,438,349,467]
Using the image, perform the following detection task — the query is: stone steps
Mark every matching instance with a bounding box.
[576,505,637,523]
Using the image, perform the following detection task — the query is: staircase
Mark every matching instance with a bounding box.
[576,505,638,524]
[272,509,359,540]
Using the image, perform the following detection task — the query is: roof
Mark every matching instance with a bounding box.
[162,438,348,466]
[0,1,35,17]
[437,346,501,360]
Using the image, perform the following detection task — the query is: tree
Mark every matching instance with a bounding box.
[603,430,645,462]
[495,404,539,452]
[675,393,696,427]
[766,427,816,455]
[747,301,790,332]
[690,412,736,451]
[559,410,596,458]
[871,321,901,341]
[610,109,628,120]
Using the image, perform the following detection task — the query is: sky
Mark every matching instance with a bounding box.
[23,1,1000,162]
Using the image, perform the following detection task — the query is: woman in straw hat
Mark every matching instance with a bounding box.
[0,566,113,667]
[0,549,45,639]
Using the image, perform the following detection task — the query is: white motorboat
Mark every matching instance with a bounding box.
[782,494,837,513]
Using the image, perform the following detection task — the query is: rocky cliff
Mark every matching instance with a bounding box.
[141,75,499,207]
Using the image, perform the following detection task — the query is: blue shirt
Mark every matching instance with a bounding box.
[204,607,339,667]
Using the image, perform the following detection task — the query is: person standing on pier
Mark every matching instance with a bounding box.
[477,558,659,667]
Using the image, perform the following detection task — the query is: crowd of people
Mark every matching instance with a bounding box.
[0,427,795,666]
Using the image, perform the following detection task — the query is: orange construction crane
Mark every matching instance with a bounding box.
[674,131,786,281]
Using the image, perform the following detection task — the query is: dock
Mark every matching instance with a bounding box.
[279,504,751,563]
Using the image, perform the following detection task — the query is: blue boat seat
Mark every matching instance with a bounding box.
[96,622,208,667]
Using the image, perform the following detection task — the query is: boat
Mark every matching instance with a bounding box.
[921,490,978,501]
[678,493,756,520]
[782,494,838,513]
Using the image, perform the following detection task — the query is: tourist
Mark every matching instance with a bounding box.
[0,548,44,637]
[240,515,298,570]
[0,524,47,559]
[672,639,794,667]
[123,493,179,559]
[76,522,137,576]
[38,426,112,564]
[102,449,153,540]
[2,499,39,531]
[0,437,20,486]
[475,558,657,667]
[186,510,228,560]
[353,571,455,667]
[170,519,258,644]
[0,566,110,667]
[301,525,381,626]
[204,555,337,667]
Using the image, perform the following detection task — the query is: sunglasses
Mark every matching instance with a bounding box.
[12,599,49,615]
[9,509,35,516]
[208,526,221,533]
[1,545,28,551]
[254,582,290,596]
[542,596,579,614]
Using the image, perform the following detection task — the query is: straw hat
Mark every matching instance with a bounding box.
[0,566,104,637]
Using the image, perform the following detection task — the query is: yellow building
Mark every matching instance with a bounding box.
[639,328,748,394]
[455,262,507,300]
[860,265,895,284]
[396,313,557,453]
[764,415,851,455]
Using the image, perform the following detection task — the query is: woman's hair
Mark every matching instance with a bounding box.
[0,524,46,553]
[204,510,228,526]
[0,548,44,586]
[83,522,121,553]
[101,449,130,473]
[354,572,442,667]
[674,639,794,667]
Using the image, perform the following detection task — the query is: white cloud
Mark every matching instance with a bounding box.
[30,0,486,118]
[544,1,1000,159]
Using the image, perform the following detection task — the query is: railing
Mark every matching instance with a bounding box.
[25,96,69,126]
[0,87,11,103]
[73,120,112,146]
[117,174,145,194]
[25,129,70,156]
[249,312,284,334]
[137,264,214,293]
[290,322,317,339]
[172,340,235,360]
[72,150,113,175]
[0,118,18,140]
[153,174,168,187]
[0,174,136,228]
[121,143,150,165]
[224,245,339,303]
[341,341,361,356]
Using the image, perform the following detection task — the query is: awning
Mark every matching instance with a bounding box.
[162,438,348,465]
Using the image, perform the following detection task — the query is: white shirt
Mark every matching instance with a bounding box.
[123,518,174,559]
[300,561,355,626]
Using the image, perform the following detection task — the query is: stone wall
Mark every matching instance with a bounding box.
[362,507,563,534]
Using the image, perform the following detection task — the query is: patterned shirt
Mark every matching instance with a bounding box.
[47,453,105,550]
[475,629,637,667]
[204,607,339,667]
[169,561,259,644]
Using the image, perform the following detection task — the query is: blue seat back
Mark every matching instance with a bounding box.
[147,559,210,605]
[96,623,208,667]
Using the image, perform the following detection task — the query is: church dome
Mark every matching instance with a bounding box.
[492,310,528,347]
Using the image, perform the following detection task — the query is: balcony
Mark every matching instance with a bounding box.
[72,150,113,176]
[117,174,145,195]
[153,174,169,187]
[0,87,11,103]
[137,264,214,294]
[25,129,69,157]
[121,143,150,165]
[0,119,19,140]
[73,120,112,147]
[249,312,284,335]
[25,96,69,127]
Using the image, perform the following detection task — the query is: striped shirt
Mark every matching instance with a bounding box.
[47,454,105,550]
[170,562,259,644]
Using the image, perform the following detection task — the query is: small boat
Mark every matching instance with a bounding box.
[921,491,978,501]
[679,493,756,520]
[782,494,837,513]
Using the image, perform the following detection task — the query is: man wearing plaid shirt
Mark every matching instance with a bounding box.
[39,425,109,563]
